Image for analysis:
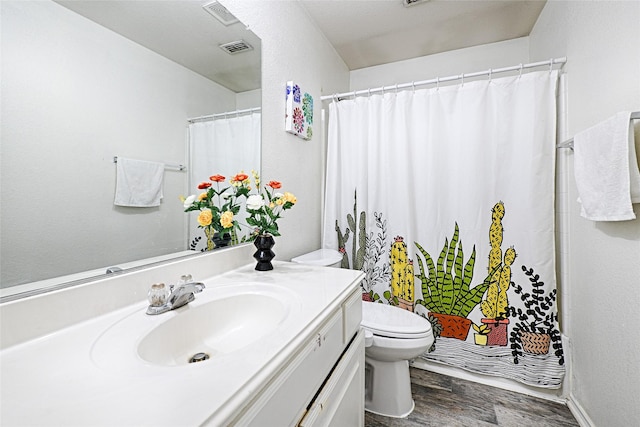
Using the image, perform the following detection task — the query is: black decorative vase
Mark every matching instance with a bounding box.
[253,234,275,271]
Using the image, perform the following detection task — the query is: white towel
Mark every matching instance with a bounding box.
[114,158,165,207]
[574,111,640,221]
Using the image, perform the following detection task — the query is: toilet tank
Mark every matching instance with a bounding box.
[291,249,343,268]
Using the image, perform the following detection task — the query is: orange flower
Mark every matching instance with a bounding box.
[198,182,212,189]
[233,173,249,182]
[267,180,282,189]
[210,174,225,182]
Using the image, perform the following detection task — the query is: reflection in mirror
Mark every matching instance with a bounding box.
[187,108,261,251]
[0,0,261,299]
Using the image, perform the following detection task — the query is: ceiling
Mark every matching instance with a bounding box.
[299,0,546,70]
[54,0,546,92]
[54,0,262,93]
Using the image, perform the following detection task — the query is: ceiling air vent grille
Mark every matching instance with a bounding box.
[403,0,430,7]
[202,1,239,26]
[219,40,253,55]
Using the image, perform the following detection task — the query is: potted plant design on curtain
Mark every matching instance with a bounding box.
[508,265,564,365]
[479,202,515,346]
[415,223,499,340]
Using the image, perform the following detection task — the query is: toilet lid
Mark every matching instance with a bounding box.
[361,301,432,339]
[291,249,342,266]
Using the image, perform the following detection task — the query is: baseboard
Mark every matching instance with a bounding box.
[566,393,595,427]
[411,359,566,404]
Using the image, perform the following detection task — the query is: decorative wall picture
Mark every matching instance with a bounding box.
[285,81,313,140]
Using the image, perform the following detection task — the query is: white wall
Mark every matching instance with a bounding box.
[530,2,640,426]
[1,1,237,287]
[222,0,351,260]
[350,37,530,91]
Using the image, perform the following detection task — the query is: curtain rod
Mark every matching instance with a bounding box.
[556,111,640,150]
[320,57,567,101]
[113,156,186,172]
[188,107,261,123]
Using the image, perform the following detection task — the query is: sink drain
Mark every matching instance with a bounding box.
[188,352,210,363]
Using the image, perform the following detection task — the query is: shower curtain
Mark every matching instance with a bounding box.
[323,71,565,388]
[188,112,261,250]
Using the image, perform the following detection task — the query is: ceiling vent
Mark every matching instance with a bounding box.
[202,1,239,26]
[403,0,430,7]
[219,40,253,55]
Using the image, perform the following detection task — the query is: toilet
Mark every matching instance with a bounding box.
[361,301,434,418]
[290,248,342,268]
[291,250,434,418]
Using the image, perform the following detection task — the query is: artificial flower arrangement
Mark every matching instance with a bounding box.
[245,171,297,239]
[181,173,251,250]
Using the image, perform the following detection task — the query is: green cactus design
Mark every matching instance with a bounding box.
[335,190,366,271]
[480,202,515,319]
[390,236,414,302]
[415,223,498,318]
[346,191,366,271]
[335,220,351,268]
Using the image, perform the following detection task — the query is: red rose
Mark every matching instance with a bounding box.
[197,182,212,189]
[268,181,282,189]
[210,174,225,182]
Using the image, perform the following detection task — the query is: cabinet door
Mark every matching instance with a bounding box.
[298,329,365,427]
[236,309,344,426]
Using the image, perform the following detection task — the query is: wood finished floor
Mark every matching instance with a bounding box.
[365,368,579,427]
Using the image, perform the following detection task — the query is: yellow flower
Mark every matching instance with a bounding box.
[270,202,275,209]
[197,209,213,226]
[283,192,297,204]
[220,210,234,228]
[276,198,285,206]
[198,192,208,201]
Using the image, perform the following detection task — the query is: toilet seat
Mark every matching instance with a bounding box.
[361,301,432,339]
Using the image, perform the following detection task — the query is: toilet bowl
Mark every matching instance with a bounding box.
[361,301,434,418]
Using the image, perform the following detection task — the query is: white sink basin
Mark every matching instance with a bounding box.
[138,292,286,366]
[91,283,295,371]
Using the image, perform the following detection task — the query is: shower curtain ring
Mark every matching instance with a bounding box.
[519,64,523,78]
[549,58,554,73]
[411,81,415,93]
[394,84,398,94]
[461,73,465,86]
[436,77,440,90]
[488,68,492,81]
[367,88,371,98]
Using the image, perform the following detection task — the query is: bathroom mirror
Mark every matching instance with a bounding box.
[0,0,261,298]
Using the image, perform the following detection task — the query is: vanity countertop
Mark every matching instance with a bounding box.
[0,262,364,426]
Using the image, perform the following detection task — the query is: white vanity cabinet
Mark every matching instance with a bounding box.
[0,255,366,427]
[231,288,364,427]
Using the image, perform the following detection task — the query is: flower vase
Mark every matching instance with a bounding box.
[253,234,275,271]
[204,227,216,251]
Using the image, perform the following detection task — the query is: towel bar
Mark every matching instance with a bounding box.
[113,156,186,172]
[557,111,640,150]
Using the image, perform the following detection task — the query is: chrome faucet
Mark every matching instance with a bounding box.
[146,281,205,315]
